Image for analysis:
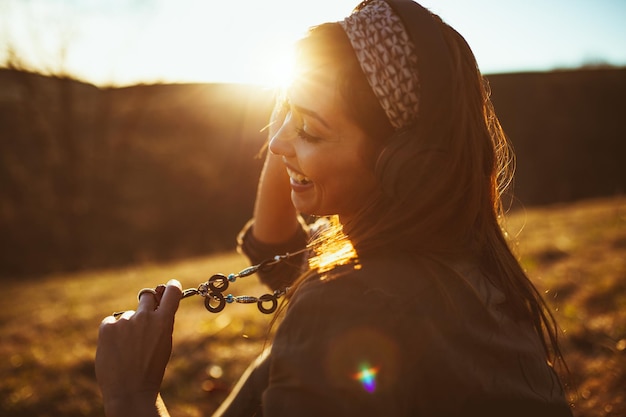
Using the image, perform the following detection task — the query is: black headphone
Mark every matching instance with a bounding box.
[374,0,455,199]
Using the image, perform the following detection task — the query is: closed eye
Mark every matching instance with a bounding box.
[295,127,323,143]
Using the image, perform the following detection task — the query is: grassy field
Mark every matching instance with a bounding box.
[1,196,624,417]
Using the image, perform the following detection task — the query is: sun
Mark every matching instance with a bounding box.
[251,40,296,89]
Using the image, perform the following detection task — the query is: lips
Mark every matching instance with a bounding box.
[286,166,311,185]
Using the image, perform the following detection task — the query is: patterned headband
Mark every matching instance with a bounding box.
[339,0,420,130]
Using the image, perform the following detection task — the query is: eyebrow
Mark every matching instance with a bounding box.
[292,104,331,130]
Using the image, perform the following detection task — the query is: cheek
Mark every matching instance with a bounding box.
[293,138,380,214]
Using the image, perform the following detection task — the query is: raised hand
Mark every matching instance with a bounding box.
[95,280,182,417]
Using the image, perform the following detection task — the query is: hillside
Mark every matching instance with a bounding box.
[0,197,623,416]
[0,71,273,276]
[0,67,624,276]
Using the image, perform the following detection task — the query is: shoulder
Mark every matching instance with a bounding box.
[265,257,424,415]
[265,255,571,416]
[296,254,437,298]
[274,253,454,366]
[286,254,453,322]
[265,255,455,415]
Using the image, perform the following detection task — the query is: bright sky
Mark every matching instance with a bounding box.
[1,0,625,87]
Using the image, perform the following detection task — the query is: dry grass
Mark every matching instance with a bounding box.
[0,252,271,417]
[505,197,626,416]
[0,196,624,416]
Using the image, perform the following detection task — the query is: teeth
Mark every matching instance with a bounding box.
[286,167,311,184]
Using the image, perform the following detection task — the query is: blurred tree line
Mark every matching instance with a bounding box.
[0,67,624,278]
[488,67,626,206]
[0,68,273,277]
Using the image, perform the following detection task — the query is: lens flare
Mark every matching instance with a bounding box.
[308,223,358,274]
[353,364,379,393]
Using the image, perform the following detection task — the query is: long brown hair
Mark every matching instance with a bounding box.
[286,18,567,373]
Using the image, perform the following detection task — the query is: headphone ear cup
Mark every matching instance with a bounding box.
[375,128,418,199]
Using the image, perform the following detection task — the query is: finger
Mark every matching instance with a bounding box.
[157,279,182,317]
[117,310,135,320]
[137,288,159,314]
[155,284,166,299]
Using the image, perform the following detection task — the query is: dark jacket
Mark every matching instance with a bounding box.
[214,224,572,417]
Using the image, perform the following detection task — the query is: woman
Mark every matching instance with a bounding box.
[96,1,572,416]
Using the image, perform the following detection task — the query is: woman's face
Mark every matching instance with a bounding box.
[269,67,380,222]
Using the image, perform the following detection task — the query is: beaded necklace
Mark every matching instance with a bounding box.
[182,248,309,314]
[113,248,307,318]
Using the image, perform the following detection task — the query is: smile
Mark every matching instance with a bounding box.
[286,166,311,185]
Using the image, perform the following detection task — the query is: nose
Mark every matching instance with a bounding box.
[269,113,295,157]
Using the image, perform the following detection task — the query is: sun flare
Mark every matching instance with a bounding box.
[253,41,296,88]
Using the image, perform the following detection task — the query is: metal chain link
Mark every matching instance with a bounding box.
[112,248,307,318]
[178,248,306,314]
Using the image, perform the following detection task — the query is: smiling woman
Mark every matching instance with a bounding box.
[95,1,574,416]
